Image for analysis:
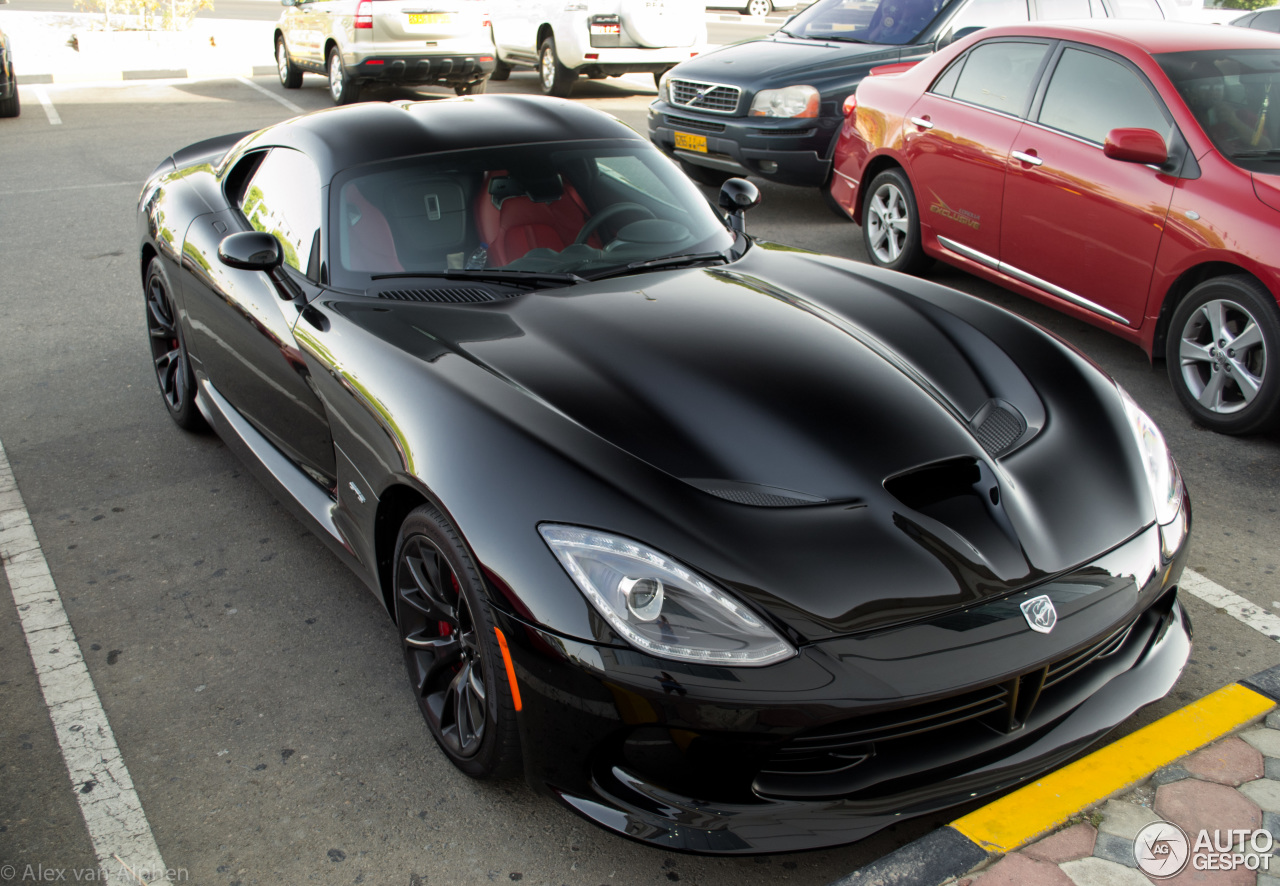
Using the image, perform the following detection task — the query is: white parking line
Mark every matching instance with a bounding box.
[0,439,168,883]
[1181,568,1280,643]
[31,86,62,125]
[236,76,303,114]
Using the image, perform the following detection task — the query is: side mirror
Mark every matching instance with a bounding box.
[718,178,761,233]
[281,0,299,6]
[218,231,283,272]
[1103,128,1168,166]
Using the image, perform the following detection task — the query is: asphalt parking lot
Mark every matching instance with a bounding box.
[0,61,1278,886]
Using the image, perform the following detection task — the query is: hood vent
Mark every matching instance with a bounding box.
[970,400,1028,458]
[686,479,828,508]
[377,287,502,304]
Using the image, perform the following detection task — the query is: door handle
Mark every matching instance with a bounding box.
[1011,150,1043,166]
[909,116,934,130]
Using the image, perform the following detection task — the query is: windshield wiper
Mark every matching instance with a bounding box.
[1230,148,1280,159]
[582,252,731,282]
[370,269,586,287]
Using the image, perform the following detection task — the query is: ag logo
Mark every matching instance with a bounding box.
[1133,820,1190,878]
[1020,595,1057,633]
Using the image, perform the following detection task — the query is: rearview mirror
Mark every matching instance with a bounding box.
[719,178,761,234]
[1103,128,1168,166]
[218,231,284,272]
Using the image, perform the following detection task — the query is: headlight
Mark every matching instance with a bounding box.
[539,525,795,666]
[749,85,820,118]
[1117,386,1185,538]
[657,70,671,104]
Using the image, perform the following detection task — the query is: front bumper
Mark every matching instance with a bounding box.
[648,101,839,187]
[492,521,1192,853]
[347,54,495,86]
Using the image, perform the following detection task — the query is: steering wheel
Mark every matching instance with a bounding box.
[574,202,658,245]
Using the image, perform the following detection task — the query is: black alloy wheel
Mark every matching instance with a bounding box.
[393,505,520,778]
[145,258,204,431]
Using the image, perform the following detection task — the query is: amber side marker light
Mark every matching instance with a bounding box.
[494,626,523,712]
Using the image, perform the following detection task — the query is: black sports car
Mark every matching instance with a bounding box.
[137,94,1192,854]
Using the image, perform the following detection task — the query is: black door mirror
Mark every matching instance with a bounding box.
[719,178,761,233]
[218,231,284,272]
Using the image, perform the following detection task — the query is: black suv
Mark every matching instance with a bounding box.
[650,0,1166,188]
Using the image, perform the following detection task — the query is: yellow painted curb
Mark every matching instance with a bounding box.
[952,682,1276,853]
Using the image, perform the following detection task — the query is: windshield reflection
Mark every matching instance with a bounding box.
[782,0,954,46]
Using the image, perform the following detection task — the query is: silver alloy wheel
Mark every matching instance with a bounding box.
[1176,297,1267,415]
[866,181,910,265]
[328,53,343,102]
[747,0,773,15]
[277,42,289,82]
[540,45,557,92]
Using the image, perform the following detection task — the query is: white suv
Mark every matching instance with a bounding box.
[488,0,707,97]
[275,0,496,105]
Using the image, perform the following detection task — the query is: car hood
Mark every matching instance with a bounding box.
[670,35,910,94]
[340,250,1153,638]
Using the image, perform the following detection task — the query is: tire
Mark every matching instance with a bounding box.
[678,159,734,188]
[144,258,205,431]
[0,76,18,118]
[861,167,928,275]
[490,57,511,81]
[538,35,577,98]
[276,36,302,89]
[327,46,360,105]
[1164,275,1280,435]
[746,0,774,16]
[393,504,522,779]
[455,77,488,96]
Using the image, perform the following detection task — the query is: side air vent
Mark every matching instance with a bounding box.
[685,479,828,508]
[970,400,1028,457]
[377,287,500,304]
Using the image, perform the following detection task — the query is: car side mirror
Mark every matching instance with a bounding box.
[218,231,284,272]
[1103,128,1168,166]
[719,178,761,233]
[281,0,299,6]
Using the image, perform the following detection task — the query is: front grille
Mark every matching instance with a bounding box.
[669,78,741,114]
[664,113,725,133]
[761,616,1139,779]
[377,287,499,304]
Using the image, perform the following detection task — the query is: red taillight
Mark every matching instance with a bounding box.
[842,93,857,117]
[365,59,384,65]
[354,0,372,29]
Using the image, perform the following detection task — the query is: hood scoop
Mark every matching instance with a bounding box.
[970,399,1029,458]
[684,479,830,508]
[375,286,510,304]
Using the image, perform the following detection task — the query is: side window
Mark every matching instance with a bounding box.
[1037,47,1171,144]
[942,0,1029,43]
[239,148,322,275]
[1256,10,1280,31]
[1035,0,1092,18]
[951,41,1050,115]
[931,57,965,97]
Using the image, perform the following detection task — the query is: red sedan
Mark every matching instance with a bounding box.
[828,21,1280,435]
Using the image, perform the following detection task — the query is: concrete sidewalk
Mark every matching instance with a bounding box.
[3,9,277,83]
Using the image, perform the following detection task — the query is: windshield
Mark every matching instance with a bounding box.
[1158,48,1280,166]
[328,139,736,291]
[781,0,957,46]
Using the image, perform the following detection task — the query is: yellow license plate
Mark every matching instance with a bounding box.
[408,12,451,24]
[674,131,707,153]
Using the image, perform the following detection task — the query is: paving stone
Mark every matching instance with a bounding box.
[1257,873,1280,886]
[964,852,1075,886]
[1024,822,1098,865]
[1264,810,1280,841]
[1265,711,1280,730]
[1093,832,1140,868]
[1155,779,1262,838]
[1153,764,1193,786]
[1242,727,1280,758]
[1242,778,1280,814]
[1160,856,1256,885]
[1267,756,1280,781]
[1060,856,1153,886]
[1096,800,1161,839]
[1184,738,1265,787]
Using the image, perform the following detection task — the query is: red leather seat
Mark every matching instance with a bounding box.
[344,184,403,273]
[474,172,595,265]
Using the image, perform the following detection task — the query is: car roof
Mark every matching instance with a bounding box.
[247,95,643,174]
[968,19,1280,55]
